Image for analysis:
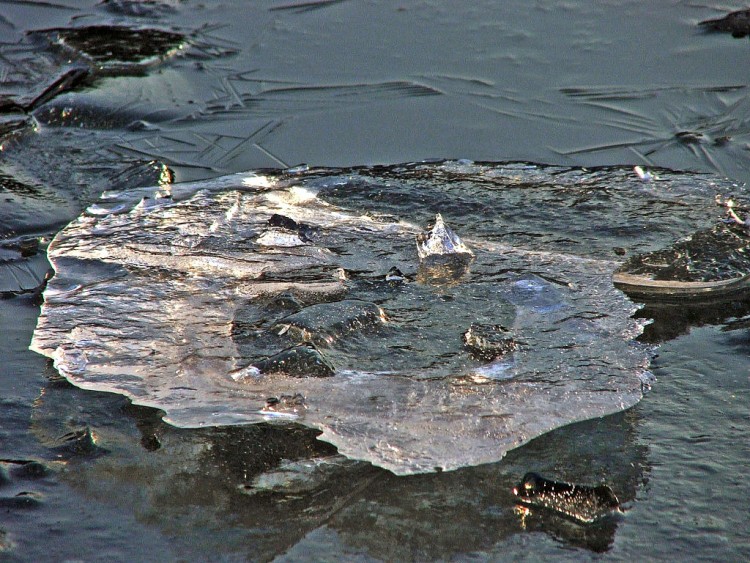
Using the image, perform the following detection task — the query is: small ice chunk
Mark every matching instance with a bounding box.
[230,365,261,381]
[256,230,309,247]
[385,266,406,282]
[634,166,654,182]
[87,202,129,216]
[241,174,273,188]
[416,214,473,260]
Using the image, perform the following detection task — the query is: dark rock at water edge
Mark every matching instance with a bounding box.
[700,9,750,38]
[268,213,316,242]
[614,221,750,301]
[617,222,750,284]
[30,26,186,70]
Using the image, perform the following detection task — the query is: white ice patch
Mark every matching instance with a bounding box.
[256,230,309,247]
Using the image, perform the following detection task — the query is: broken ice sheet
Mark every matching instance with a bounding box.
[33,161,742,475]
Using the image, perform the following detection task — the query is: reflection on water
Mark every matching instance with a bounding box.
[26,376,648,559]
[636,292,750,344]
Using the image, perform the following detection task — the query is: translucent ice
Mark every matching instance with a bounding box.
[31,161,748,474]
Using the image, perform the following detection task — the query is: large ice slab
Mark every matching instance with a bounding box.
[31,161,747,474]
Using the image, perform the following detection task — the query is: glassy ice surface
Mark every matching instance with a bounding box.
[30,161,746,474]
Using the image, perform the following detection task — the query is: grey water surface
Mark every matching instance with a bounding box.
[1,0,750,561]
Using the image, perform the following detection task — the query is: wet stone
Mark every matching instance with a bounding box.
[267,213,316,242]
[253,344,335,378]
[264,393,307,411]
[463,324,516,360]
[265,393,306,408]
[613,221,750,300]
[616,223,750,284]
[385,266,406,282]
[513,472,620,524]
[140,434,162,452]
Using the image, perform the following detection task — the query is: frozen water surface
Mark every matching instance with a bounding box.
[30,161,747,474]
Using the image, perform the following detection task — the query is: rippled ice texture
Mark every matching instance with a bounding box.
[32,161,739,474]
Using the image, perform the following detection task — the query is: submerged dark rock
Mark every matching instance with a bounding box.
[513,472,620,524]
[463,324,516,360]
[274,300,386,346]
[253,343,335,378]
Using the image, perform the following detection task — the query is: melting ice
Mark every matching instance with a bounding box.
[31,161,748,474]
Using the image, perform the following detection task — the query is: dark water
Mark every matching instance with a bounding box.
[1,0,749,560]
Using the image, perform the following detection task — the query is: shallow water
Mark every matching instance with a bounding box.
[1,0,750,560]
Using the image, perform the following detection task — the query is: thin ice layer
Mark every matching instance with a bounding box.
[34,161,736,475]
